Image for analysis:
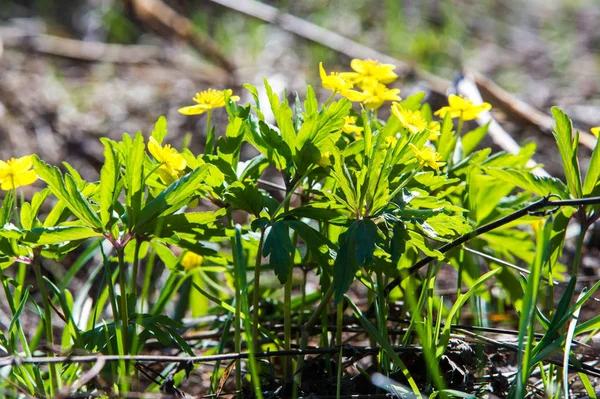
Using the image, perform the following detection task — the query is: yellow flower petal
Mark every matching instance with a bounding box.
[391,102,427,134]
[178,104,211,115]
[0,155,38,190]
[408,143,445,173]
[434,95,491,121]
[591,127,600,138]
[179,89,238,115]
[181,251,203,270]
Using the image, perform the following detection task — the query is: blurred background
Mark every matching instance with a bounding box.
[1,0,599,182]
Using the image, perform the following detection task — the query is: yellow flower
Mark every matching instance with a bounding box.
[148,137,187,184]
[0,155,37,190]
[181,251,203,271]
[361,82,401,110]
[386,135,398,147]
[178,89,240,115]
[434,94,492,121]
[427,121,441,141]
[408,143,445,174]
[340,59,398,87]
[391,102,427,134]
[342,116,364,136]
[591,127,600,138]
[319,63,365,102]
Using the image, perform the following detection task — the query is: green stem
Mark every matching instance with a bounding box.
[295,284,335,385]
[205,109,214,155]
[32,257,59,396]
[324,91,337,108]
[116,249,129,354]
[569,219,588,287]
[129,239,142,298]
[456,115,464,137]
[376,272,389,375]
[251,228,266,350]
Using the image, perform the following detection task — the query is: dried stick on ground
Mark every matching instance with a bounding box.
[208,0,595,151]
[126,0,236,75]
[0,26,228,85]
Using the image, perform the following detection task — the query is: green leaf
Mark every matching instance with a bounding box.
[244,115,289,170]
[21,188,50,230]
[0,189,14,226]
[223,181,265,217]
[304,85,318,116]
[135,164,214,231]
[122,132,146,226]
[407,230,444,260]
[217,116,245,165]
[333,219,378,303]
[284,219,336,267]
[23,226,102,245]
[263,222,295,283]
[136,209,226,238]
[264,78,296,151]
[33,156,102,229]
[399,91,425,110]
[485,167,569,199]
[294,98,350,172]
[462,122,490,156]
[551,107,582,197]
[151,116,168,144]
[99,138,120,228]
[390,223,408,266]
[584,137,600,195]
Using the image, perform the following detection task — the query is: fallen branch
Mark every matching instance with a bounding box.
[127,0,236,74]
[0,26,228,85]
[1,345,421,367]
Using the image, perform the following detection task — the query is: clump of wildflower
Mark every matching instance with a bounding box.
[408,143,445,174]
[427,121,441,141]
[320,59,400,108]
[181,251,203,271]
[148,137,187,184]
[178,89,240,115]
[341,59,398,87]
[361,82,401,110]
[434,94,492,121]
[591,127,600,138]
[319,63,365,102]
[0,155,37,190]
[391,102,427,134]
[342,116,364,137]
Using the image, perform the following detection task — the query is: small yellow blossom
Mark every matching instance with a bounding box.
[181,251,203,271]
[591,127,600,138]
[391,102,427,134]
[319,63,365,102]
[408,143,445,174]
[386,135,398,147]
[148,137,187,184]
[361,82,401,110]
[0,155,37,190]
[179,89,240,115]
[427,121,441,141]
[340,59,398,87]
[434,95,492,121]
[342,116,364,136]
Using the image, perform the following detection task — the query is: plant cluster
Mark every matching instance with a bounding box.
[1,59,600,398]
